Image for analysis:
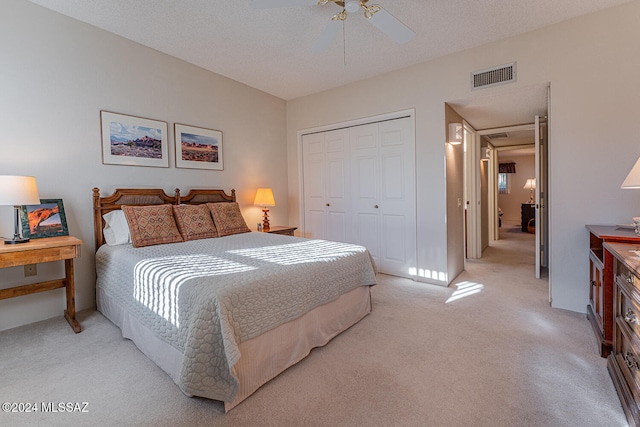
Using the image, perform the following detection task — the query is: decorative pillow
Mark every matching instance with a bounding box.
[121,204,183,248]
[103,210,131,246]
[173,204,218,241]
[207,202,251,237]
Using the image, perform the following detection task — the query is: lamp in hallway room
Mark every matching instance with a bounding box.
[254,188,275,231]
[621,157,640,234]
[0,175,40,244]
[523,178,536,204]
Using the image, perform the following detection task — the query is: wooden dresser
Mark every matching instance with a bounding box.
[605,241,640,427]
[586,225,640,357]
[521,203,535,232]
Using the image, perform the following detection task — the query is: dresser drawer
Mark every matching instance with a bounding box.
[620,284,640,338]
[617,320,640,403]
[617,261,638,290]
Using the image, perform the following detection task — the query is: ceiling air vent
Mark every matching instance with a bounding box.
[486,132,509,139]
[471,62,516,90]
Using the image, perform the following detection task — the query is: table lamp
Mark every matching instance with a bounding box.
[621,157,640,234]
[523,178,536,204]
[622,157,640,189]
[254,188,275,231]
[0,175,40,244]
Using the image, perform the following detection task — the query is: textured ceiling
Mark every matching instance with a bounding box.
[25,0,632,101]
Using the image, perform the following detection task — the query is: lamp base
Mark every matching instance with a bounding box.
[4,237,30,245]
[6,206,30,244]
[262,209,270,231]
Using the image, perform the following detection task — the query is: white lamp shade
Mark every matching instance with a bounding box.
[254,188,275,207]
[622,157,640,189]
[0,175,40,206]
[523,178,536,190]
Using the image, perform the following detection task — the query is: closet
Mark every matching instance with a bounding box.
[301,116,416,279]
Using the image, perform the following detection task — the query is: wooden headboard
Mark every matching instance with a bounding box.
[92,187,236,250]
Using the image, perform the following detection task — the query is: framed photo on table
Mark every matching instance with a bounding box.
[100,111,169,167]
[20,199,69,239]
[175,123,223,170]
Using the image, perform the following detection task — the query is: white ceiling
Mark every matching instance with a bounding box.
[23,0,631,148]
[26,0,631,102]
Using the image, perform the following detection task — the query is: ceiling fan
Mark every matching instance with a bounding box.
[250,0,415,53]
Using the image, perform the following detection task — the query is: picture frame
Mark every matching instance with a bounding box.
[174,123,223,170]
[100,111,169,167]
[20,199,69,239]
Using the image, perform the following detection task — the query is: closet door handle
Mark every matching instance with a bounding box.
[374,205,379,209]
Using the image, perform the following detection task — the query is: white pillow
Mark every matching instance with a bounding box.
[103,210,131,246]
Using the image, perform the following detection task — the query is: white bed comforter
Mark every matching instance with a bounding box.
[95,232,376,402]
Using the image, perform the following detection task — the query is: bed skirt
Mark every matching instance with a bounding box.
[97,285,371,411]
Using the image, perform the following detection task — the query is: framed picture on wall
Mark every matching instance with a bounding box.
[100,111,169,167]
[174,123,223,170]
[20,199,69,239]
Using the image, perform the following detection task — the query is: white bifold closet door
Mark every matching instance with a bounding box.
[302,128,351,243]
[302,116,416,279]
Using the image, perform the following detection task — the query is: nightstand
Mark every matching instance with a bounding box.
[263,226,297,236]
[0,236,83,333]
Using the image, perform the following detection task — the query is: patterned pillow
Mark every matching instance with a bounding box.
[173,204,218,241]
[207,202,251,237]
[121,204,183,248]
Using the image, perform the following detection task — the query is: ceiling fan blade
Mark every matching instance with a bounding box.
[250,0,319,9]
[311,19,342,53]
[368,7,415,45]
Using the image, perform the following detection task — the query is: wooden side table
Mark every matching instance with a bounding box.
[0,236,83,333]
[263,226,297,236]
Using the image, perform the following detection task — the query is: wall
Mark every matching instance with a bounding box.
[0,0,287,331]
[287,1,640,313]
[497,153,535,223]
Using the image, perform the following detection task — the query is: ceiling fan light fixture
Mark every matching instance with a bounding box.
[363,4,380,19]
[254,0,414,51]
[332,9,347,21]
[345,1,361,13]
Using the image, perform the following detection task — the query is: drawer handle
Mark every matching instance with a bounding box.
[625,352,639,370]
[625,309,640,325]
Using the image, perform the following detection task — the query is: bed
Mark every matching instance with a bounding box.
[92,187,377,411]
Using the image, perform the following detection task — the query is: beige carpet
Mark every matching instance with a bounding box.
[0,222,627,426]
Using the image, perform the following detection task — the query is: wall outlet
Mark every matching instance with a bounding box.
[24,264,37,277]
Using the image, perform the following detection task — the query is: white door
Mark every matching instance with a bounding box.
[534,115,549,279]
[350,123,380,263]
[351,117,416,278]
[378,119,416,277]
[302,129,350,242]
[464,123,482,258]
[325,129,351,243]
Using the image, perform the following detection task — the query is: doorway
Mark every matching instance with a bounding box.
[447,83,550,295]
